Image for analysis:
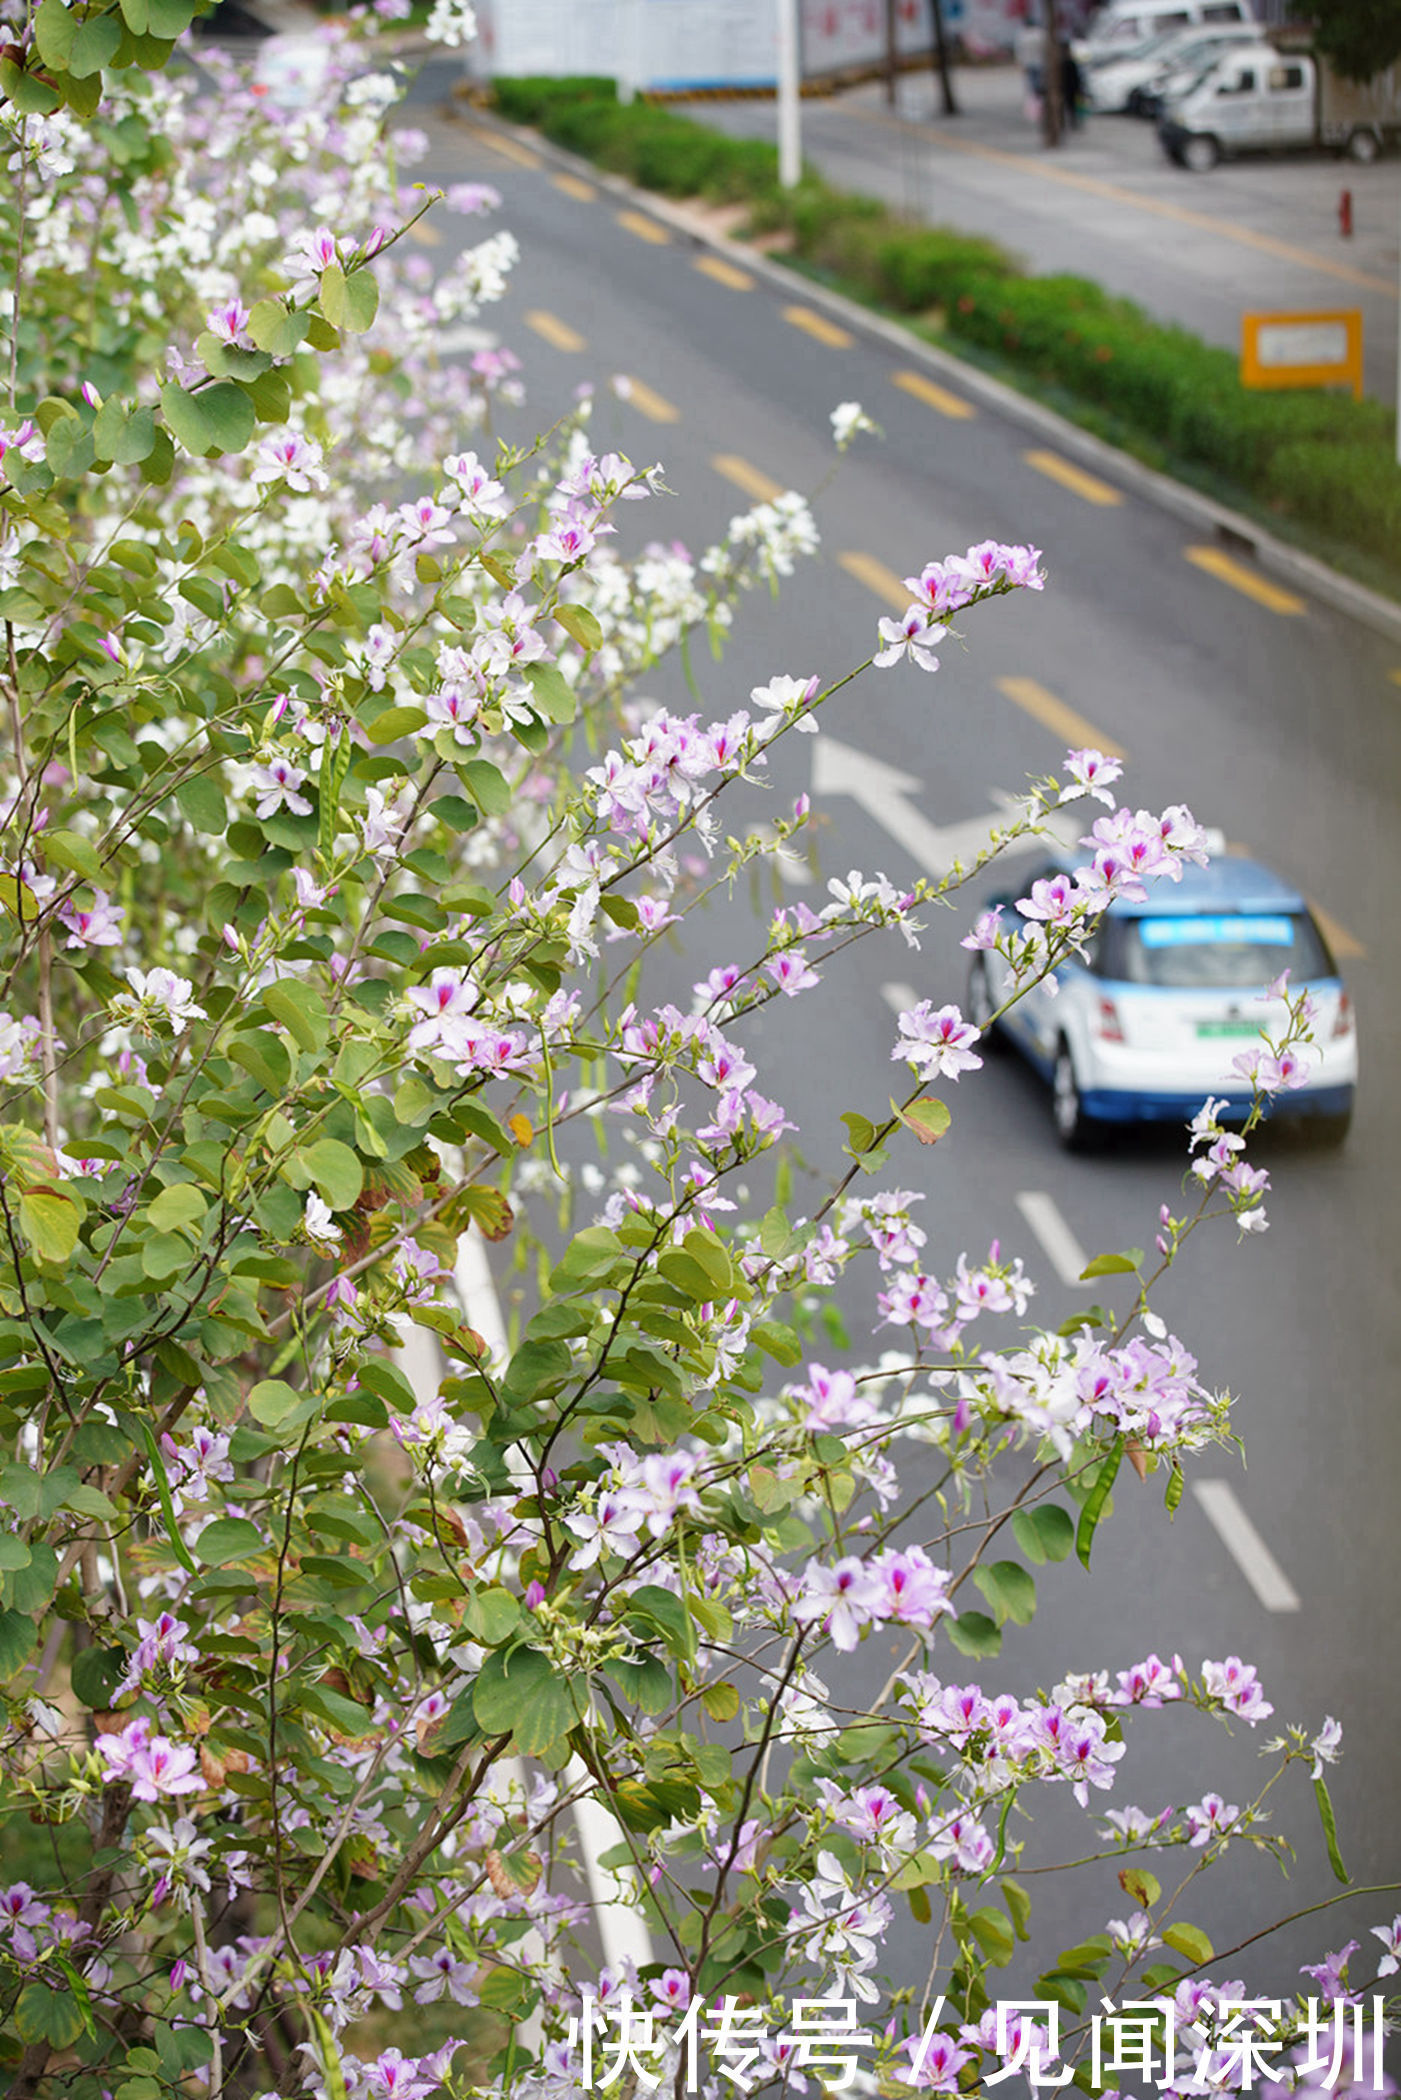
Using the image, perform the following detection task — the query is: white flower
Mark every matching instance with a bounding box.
[303,1194,342,1250]
[830,401,877,449]
[123,966,207,1033]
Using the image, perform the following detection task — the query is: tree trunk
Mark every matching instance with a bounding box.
[930,0,959,114]
[1042,0,1063,146]
[885,0,899,105]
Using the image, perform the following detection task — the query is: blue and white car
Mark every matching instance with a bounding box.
[965,851,1357,1147]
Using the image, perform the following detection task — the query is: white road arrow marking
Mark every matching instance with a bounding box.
[812,735,1081,881]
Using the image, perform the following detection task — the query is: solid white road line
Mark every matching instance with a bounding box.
[1191,1480,1302,1613]
[1014,1191,1090,1290]
[452,1227,656,1969]
[396,1231,656,1975]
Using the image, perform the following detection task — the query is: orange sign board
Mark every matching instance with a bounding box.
[1241,310,1363,401]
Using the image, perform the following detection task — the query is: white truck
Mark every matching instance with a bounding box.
[1158,46,1401,168]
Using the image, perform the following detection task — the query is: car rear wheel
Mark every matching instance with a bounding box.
[1052,1041,1093,1150]
[966,956,1004,1050]
[1182,133,1219,171]
[1346,128,1381,164]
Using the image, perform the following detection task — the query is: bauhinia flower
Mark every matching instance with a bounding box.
[891,1001,983,1081]
[121,966,208,1033]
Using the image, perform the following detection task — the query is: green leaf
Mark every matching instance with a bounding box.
[140,1233,190,1283]
[67,12,122,74]
[145,0,195,31]
[194,1517,265,1565]
[893,1095,951,1146]
[523,662,576,724]
[249,1379,308,1429]
[701,1680,740,1723]
[70,1644,127,1709]
[160,381,255,459]
[459,759,512,817]
[0,56,60,114]
[461,1587,522,1645]
[264,980,329,1051]
[967,1906,1016,1966]
[1079,1251,1140,1279]
[554,602,602,653]
[472,1646,583,1754]
[972,1560,1037,1627]
[1118,1867,1161,1908]
[42,830,107,885]
[1162,1923,1215,1966]
[945,1610,1001,1660]
[147,1183,207,1236]
[1011,1503,1076,1565]
[18,1188,81,1263]
[246,299,310,359]
[1076,1437,1124,1569]
[0,1536,30,1571]
[303,1139,362,1211]
[33,0,77,65]
[1001,1877,1032,1941]
[16,1981,88,2049]
[624,1583,695,1663]
[1314,1776,1349,1884]
[175,773,226,835]
[0,1604,38,1671]
[318,261,348,326]
[366,705,428,745]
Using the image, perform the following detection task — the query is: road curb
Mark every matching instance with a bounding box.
[451,101,1401,651]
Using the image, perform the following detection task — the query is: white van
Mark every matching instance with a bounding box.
[1074,0,1253,61]
[1083,19,1262,112]
[1160,49,1401,166]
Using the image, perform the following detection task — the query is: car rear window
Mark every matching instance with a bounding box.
[1102,912,1333,987]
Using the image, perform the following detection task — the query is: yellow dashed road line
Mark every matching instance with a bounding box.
[476,131,542,169]
[1388,668,1401,690]
[996,675,1125,758]
[712,454,785,503]
[893,368,976,420]
[694,255,755,291]
[524,309,587,353]
[783,304,853,349]
[1310,900,1366,961]
[551,172,597,202]
[616,375,680,423]
[837,550,912,614]
[618,209,671,245]
[1024,448,1123,508]
[1185,546,1306,616]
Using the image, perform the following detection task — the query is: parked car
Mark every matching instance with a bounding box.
[1123,23,1264,113]
[1160,47,1401,167]
[1070,0,1251,65]
[1083,20,1262,114]
[965,850,1357,1148]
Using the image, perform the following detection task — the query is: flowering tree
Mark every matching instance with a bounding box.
[0,10,1394,2100]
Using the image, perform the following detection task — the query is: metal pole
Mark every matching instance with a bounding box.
[1396,163,1400,463]
[885,0,898,106]
[777,0,802,187]
[618,0,642,104]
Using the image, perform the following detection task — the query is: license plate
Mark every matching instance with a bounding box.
[1196,1021,1260,1039]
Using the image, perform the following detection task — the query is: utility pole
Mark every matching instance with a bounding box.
[929,0,958,115]
[777,0,802,187]
[885,0,898,106]
[1042,0,1063,146]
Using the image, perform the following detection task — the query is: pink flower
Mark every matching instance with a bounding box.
[58,891,125,949]
[251,433,327,493]
[96,1723,204,1803]
[873,607,946,673]
[207,298,251,347]
[892,1001,982,1081]
[765,950,820,996]
[250,759,312,819]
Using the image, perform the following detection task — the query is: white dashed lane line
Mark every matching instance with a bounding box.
[1014,1191,1091,1290]
[1192,1480,1302,1613]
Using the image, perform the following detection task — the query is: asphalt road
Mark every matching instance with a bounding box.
[397,90,1401,2015]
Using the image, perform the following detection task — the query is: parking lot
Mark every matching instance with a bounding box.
[699,61,1401,401]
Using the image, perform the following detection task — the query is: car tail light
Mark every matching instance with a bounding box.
[1332,990,1354,1039]
[1097,996,1125,1043]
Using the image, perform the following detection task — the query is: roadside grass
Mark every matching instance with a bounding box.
[490,75,1401,603]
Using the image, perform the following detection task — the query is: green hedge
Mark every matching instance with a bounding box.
[491,77,1401,590]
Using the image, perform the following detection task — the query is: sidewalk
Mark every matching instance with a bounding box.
[692,65,1400,405]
